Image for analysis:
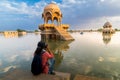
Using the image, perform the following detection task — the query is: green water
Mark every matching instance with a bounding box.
[0,32,120,79]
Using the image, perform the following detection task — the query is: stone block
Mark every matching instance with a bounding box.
[73,74,111,80]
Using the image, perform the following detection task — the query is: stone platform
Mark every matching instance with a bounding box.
[1,69,70,80]
[73,75,111,80]
[1,69,113,80]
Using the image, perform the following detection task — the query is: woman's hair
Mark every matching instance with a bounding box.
[34,41,48,55]
[37,41,48,49]
[34,47,43,55]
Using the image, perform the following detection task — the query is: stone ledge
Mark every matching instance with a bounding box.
[74,74,111,80]
[1,69,71,80]
[55,71,71,80]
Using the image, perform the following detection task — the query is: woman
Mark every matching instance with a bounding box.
[34,41,55,74]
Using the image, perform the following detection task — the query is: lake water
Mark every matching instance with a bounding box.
[0,32,120,79]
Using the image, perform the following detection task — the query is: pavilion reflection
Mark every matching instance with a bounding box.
[34,32,40,35]
[18,33,26,38]
[0,33,3,36]
[44,40,73,68]
[102,33,113,45]
[18,32,27,38]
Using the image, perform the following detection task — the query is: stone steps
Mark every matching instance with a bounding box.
[54,27,74,41]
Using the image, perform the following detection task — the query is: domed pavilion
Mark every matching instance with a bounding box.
[102,22,115,34]
[39,3,74,41]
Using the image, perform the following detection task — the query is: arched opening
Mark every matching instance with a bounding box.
[54,17,58,26]
[45,12,52,24]
[61,14,63,17]
[42,13,44,18]
[47,17,52,24]
[45,12,52,17]
[109,25,112,28]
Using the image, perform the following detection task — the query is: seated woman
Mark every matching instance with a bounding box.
[34,41,55,75]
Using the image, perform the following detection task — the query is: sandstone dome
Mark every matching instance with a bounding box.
[44,3,60,12]
[103,22,112,28]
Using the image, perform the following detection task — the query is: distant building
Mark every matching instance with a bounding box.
[3,31,18,38]
[102,22,115,34]
[18,31,27,35]
[39,2,74,41]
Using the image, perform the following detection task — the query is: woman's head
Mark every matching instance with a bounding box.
[35,41,48,55]
[37,41,48,49]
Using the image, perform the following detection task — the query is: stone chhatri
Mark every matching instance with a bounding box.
[39,2,74,41]
[102,22,115,34]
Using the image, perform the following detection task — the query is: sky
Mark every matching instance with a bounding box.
[0,0,120,31]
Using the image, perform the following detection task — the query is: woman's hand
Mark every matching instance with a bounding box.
[46,47,52,54]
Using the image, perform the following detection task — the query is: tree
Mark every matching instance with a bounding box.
[97,28,103,32]
[34,30,39,32]
[115,28,118,31]
[17,29,26,32]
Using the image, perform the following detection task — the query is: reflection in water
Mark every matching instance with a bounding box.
[18,32,27,37]
[102,33,113,44]
[1,32,120,80]
[3,66,16,73]
[44,40,73,68]
[34,32,40,35]
[18,33,26,38]
[0,33,3,36]
[98,56,104,62]
[0,60,2,66]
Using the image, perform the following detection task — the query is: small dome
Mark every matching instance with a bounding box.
[103,22,112,28]
[44,3,60,11]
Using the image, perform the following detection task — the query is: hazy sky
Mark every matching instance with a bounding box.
[0,0,120,31]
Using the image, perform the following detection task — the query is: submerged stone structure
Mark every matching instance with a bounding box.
[102,22,115,34]
[39,3,74,41]
[3,31,18,38]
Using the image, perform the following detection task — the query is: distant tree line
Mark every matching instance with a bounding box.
[97,28,120,32]
[114,28,120,31]
[16,29,40,33]
[34,30,39,32]
[16,28,120,33]
[97,28,103,32]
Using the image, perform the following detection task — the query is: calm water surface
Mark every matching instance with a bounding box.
[0,32,120,79]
